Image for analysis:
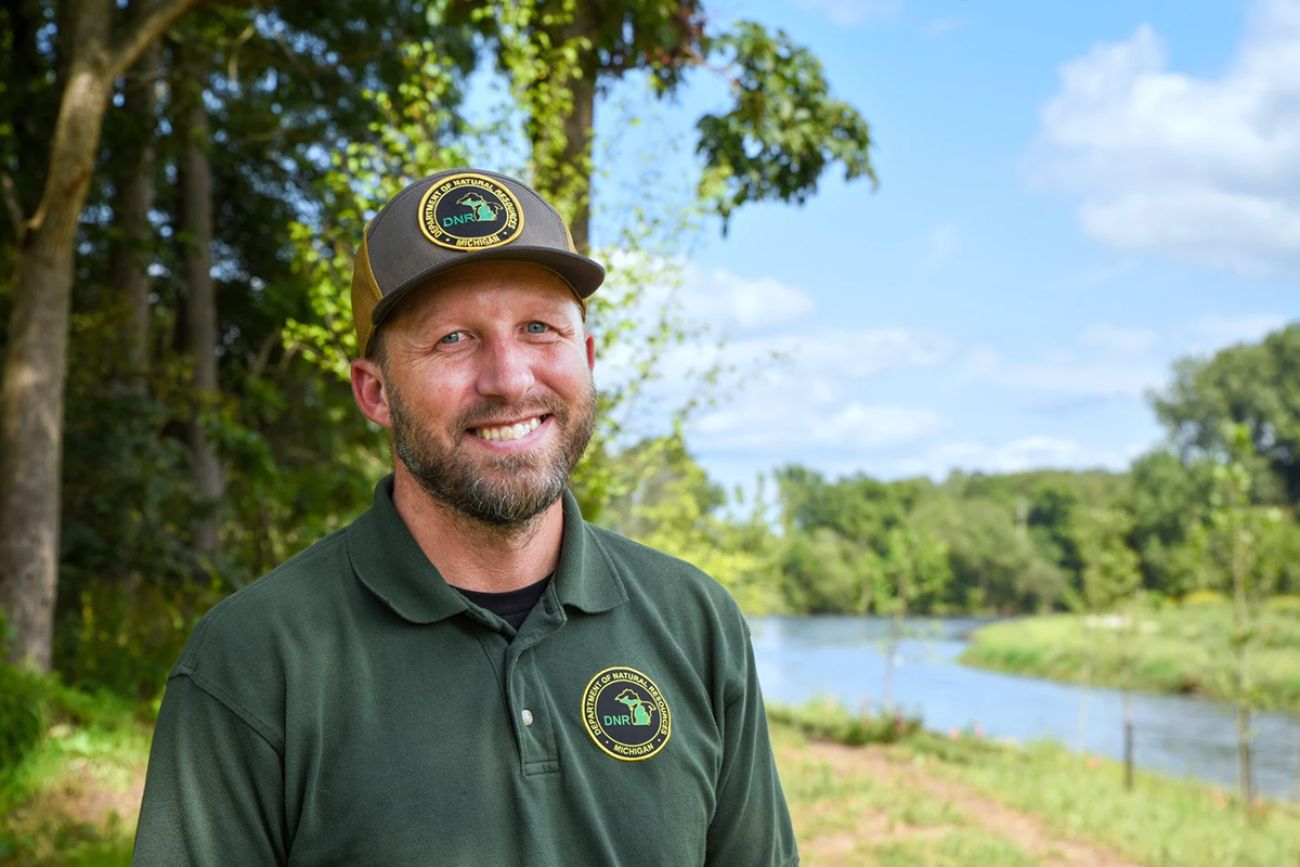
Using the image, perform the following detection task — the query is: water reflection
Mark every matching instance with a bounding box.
[750,615,1300,801]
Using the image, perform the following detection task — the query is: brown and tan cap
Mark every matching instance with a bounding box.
[351,168,605,355]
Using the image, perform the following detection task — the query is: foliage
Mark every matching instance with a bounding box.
[0,678,145,867]
[767,698,922,746]
[602,435,787,612]
[0,665,45,775]
[697,21,876,228]
[1152,323,1300,503]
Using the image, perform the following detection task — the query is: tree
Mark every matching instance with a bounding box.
[173,38,225,559]
[604,436,784,612]
[913,495,1067,612]
[4,1,481,681]
[1196,423,1292,809]
[1152,323,1300,504]
[1130,449,1215,597]
[1074,505,1143,790]
[107,0,162,382]
[0,0,201,670]
[485,0,876,249]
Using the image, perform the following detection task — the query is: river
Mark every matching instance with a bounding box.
[749,615,1300,801]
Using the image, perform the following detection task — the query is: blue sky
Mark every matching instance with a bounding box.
[577,0,1300,491]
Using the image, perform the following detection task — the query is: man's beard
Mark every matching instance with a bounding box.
[388,380,596,528]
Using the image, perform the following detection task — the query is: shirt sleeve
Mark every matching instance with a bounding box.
[705,632,799,867]
[133,674,288,866]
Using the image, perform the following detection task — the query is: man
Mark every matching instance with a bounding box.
[134,169,798,866]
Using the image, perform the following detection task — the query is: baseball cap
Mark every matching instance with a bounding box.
[350,168,606,355]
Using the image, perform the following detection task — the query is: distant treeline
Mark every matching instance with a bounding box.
[604,324,1300,617]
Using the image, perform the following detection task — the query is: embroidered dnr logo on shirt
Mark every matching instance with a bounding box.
[581,667,671,761]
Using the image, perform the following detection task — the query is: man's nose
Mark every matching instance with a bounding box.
[475,338,535,403]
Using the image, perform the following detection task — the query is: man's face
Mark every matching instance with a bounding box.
[369,262,596,527]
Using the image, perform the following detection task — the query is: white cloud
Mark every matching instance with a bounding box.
[918,222,960,276]
[922,17,959,37]
[593,255,954,463]
[679,268,815,332]
[1030,0,1300,276]
[794,0,900,27]
[969,346,1166,398]
[1177,313,1290,353]
[1078,324,1158,355]
[692,401,943,452]
[669,326,953,456]
[722,327,954,379]
[894,436,1146,478]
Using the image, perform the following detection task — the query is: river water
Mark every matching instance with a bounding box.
[749,615,1300,801]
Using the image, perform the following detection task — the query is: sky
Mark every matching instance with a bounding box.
[580,0,1300,493]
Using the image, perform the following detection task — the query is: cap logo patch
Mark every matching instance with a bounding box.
[581,666,671,762]
[417,173,524,250]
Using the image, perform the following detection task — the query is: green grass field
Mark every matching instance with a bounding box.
[960,601,1300,712]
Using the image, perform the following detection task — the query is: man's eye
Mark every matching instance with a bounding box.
[439,331,463,345]
[525,322,548,334]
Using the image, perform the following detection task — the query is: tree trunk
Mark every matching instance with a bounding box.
[178,76,224,559]
[0,5,115,669]
[530,7,596,255]
[0,0,199,669]
[109,0,160,380]
[1122,691,1134,792]
[557,72,594,255]
[1229,485,1255,809]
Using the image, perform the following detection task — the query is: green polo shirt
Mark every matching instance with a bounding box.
[134,478,797,866]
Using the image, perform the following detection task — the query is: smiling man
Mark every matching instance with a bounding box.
[133,169,798,866]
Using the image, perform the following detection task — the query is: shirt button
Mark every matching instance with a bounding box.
[521,709,534,727]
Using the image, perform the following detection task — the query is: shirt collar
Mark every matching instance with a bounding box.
[348,476,627,624]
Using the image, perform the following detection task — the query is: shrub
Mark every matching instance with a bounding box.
[1182,589,1227,607]
[768,699,922,746]
[1264,594,1300,613]
[0,665,47,774]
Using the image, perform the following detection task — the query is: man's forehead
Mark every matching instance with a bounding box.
[391,261,584,321]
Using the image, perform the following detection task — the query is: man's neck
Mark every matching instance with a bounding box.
[391,467,565,593]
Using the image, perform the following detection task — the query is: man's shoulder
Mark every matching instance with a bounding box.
[178,525,354,665]
[582,521,746,617]
[583,521,709,579]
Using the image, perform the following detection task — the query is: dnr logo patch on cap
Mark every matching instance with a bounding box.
[417,172,524,250]
[581,667,671,761]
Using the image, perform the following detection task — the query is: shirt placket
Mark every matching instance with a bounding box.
[503,590,565,776]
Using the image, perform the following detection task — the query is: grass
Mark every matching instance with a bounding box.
[960,601,1300,712]
[0,677,149,867]
[769,721,1038,866]
[900,731,1300,867]
[771,700,1300,867]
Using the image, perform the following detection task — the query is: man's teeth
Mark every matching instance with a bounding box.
[475,417,542,442]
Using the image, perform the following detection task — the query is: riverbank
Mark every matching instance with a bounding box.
[774,702,1300,866]
[960,601,1300,712]
[4,695,1298,865]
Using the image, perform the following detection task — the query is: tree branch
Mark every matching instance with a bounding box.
[108,0,204,80]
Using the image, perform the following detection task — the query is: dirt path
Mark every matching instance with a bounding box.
[798,740,1142,867]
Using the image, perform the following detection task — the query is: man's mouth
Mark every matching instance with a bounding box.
[469,415,547,442]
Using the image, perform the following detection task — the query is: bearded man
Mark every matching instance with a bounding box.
[134,169,798,867]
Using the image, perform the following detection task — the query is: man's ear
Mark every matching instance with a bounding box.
[351,358,392,428]
[585,333,595,372]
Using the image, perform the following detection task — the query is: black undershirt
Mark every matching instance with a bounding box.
[456,574,553,630]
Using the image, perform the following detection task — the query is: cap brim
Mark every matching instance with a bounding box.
[370,247,605,328]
